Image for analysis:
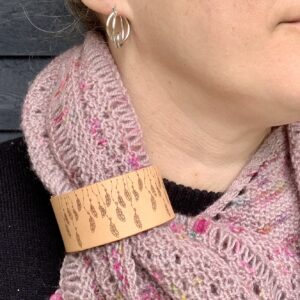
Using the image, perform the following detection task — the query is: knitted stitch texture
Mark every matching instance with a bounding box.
[20,30,300,299]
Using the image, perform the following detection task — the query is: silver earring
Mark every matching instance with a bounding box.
[105,6,131,48]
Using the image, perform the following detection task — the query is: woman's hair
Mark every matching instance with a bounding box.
[65,0,107,38]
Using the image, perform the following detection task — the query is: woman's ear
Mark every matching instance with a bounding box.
[80,0,131,19]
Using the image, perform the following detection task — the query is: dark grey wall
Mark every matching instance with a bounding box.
[0,0,85,142]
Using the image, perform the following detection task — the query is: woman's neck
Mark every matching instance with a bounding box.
[108,39,272,192]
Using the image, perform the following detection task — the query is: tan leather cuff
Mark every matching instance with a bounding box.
[50,165,175,253]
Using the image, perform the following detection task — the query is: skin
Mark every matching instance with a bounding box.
[81,0,300,192]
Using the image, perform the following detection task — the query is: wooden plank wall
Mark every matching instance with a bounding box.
[0,0,85,142]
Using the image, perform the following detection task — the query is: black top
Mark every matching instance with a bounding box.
[163,178,224,216]
[0,137,223,300]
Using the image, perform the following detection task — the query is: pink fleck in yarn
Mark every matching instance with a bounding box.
[21,30,300,299]
[192,218,210,234]
[49,293,63,300]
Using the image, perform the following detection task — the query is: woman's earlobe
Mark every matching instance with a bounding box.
[80,0,130,17]
[80,0,112,15]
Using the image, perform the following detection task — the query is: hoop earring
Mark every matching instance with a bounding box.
[105,6,131,48]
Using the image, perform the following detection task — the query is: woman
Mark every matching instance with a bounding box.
[20,1,300,299]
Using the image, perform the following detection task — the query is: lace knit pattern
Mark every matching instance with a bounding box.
[20,30,300,299]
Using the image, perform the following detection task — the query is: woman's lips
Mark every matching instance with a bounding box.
[280,21,300,28]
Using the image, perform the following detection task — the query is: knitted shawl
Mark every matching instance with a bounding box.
[21,30,300,299]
